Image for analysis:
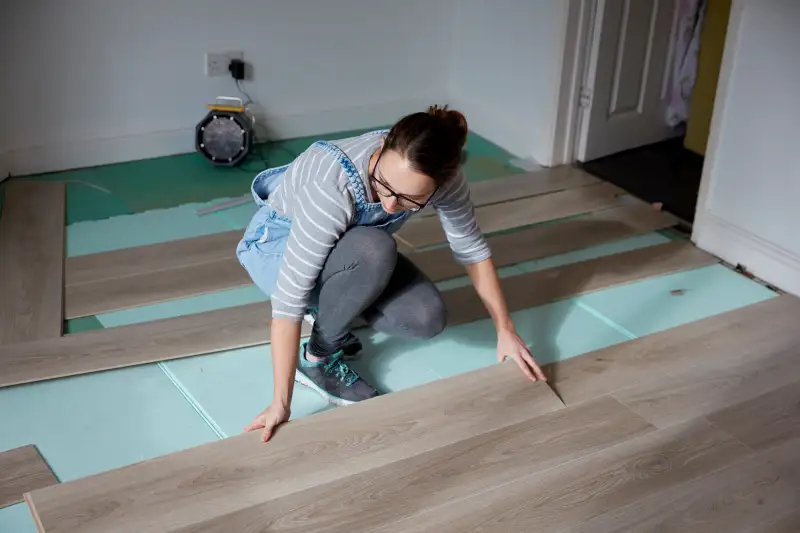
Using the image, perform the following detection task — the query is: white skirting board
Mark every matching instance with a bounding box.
[693,211,800,297]
[4,96,443,177]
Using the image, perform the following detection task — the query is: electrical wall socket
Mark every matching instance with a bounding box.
[205,50,244,77]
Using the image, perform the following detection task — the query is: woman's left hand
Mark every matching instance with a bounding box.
[497,328,547,382]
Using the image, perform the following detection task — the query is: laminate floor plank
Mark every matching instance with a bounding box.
[444,241,714,327]
[544,296,800,407]
[0,302,280,388]
[25,364,565,533]
[560,437,800,533]
[0,182,65,343]
[373,419,750,533]
[63,202,678,319]
[612,347,800,429]
[707,381,800,452]
[414,202,678,282]
[417,166,599,217]
[162,396,653,533]
[0,241,714,388]
[0,445,57,509]
[65,230,241,286]
[396,182,626,249]
[65,258,251,319]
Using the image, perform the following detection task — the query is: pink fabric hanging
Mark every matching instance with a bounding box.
[666,0,707,127]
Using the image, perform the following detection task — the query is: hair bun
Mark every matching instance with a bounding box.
[427,104,468,149]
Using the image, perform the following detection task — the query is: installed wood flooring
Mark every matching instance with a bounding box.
[25,295,800,533]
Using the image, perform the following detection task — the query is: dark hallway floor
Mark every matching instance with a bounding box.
[580,138,704,224]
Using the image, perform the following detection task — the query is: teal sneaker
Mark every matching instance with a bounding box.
[304,308,363,359]
[294,344,379,406]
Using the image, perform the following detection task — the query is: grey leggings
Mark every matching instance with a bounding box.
[307,226,447,356]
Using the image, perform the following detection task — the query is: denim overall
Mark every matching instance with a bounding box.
[236,139,411,309]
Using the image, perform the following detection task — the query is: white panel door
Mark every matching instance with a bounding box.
[577,0,680,162]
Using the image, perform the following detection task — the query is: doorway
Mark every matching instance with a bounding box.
[567,0,732,225]
[580,138,704,223]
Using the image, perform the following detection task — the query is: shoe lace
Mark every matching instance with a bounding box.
[323,352,359,387]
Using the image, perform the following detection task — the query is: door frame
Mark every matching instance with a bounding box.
[549,0,598,167]
[550,0,681,166]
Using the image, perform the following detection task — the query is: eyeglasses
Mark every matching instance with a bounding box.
[369,149,437,212]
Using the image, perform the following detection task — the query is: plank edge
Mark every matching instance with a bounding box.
[24,492,46,533]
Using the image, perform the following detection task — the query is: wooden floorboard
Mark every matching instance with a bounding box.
[0,182,65,343]
[708,381,800,452]
[396,181,625,249]
[612,345,800,429]
[444,241,714,327]
[416,165,599,217]
[65,230,241,286]
[560,437,800,533]
[25,364,565,533]
[543,295,799,407]
[373,419,749,533]
[159,396,653,533]
[0,445,57,509]
[0,302,282,389]
[0,241,713,388]
[65,257,251,319]
[414,202,678,282]
[63,203,678,319]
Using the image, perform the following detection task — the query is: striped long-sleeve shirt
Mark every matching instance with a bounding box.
[267,131,491,320]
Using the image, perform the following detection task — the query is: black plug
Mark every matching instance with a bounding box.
[228,59,246,81]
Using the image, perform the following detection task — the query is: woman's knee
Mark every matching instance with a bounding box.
[337,227,397,271]
[404,294,448,339]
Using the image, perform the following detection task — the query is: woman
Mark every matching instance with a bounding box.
[237,105,546,443]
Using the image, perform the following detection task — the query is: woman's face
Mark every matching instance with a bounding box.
[370,147,437,214]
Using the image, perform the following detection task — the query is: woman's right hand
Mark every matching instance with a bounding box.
[244,403,291,443]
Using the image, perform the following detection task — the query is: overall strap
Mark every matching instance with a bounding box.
[250,164,289,207]
[313,140,373,211]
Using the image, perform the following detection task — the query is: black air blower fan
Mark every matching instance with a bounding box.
[195,97,254,166]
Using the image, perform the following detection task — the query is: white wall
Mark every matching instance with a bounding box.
[3,0,456,176]
[449,0,571,164]
[693,0,800,296]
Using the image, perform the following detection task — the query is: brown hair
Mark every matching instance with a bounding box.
[383,105,468,186]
